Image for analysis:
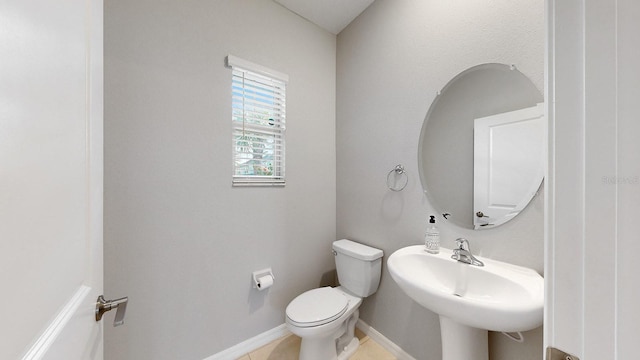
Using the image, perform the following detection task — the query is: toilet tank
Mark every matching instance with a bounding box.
[332,239,383,297]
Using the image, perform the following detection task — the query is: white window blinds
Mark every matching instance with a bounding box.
[227,55,288,187]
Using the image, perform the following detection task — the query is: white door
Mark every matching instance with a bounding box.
[547,0,640,358]
[1,0,104,359]
[473,103,545,229]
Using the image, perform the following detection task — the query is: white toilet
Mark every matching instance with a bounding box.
[285,239,383,360]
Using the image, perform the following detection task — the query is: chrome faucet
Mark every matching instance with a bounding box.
[451,238,484,267]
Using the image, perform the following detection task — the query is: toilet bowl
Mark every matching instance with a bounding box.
[285,240,383,360]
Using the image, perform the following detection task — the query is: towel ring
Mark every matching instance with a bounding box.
[387,164,408,192]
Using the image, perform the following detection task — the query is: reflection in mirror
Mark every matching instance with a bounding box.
[418,64,544,230]
[473,104,544,229]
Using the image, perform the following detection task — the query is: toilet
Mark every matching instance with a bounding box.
[285,239,383,360]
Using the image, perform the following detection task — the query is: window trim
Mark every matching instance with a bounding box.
[227,55,289,83]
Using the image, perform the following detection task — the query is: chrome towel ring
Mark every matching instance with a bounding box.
[387,164,408,191]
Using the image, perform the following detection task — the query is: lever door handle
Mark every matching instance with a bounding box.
[96,295,128,327]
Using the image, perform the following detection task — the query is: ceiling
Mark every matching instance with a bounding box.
[273,0,375,35]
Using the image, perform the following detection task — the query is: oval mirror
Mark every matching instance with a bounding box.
[418,63,544,230]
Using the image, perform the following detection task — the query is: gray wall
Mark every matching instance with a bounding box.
[336,0,544,359]
[104,0,336,359]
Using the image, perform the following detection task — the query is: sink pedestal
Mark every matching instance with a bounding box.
[440,316,488,360]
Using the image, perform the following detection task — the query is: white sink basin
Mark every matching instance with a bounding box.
[387,245,543,333]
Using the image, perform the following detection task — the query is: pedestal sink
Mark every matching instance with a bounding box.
[387,245,543,360]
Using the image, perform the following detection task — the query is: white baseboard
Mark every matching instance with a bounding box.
[204,324,291,360]
[205,320,416,360]
[356,319,417,360]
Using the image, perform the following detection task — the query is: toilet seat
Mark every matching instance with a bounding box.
[286,287,349,328]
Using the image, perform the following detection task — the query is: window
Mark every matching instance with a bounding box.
[227,55,288,187]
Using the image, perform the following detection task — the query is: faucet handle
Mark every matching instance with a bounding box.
[455,238,469,250]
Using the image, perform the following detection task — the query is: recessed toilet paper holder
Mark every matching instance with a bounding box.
[252,268,275,290]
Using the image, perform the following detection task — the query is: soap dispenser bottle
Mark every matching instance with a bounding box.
[425,215,440,254]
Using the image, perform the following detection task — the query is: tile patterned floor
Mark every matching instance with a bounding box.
[237,328,397,360]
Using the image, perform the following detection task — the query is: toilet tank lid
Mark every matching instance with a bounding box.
[333,239,383,261]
